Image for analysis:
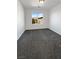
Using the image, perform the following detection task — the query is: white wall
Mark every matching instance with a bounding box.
[25,8,49,30]
[17,0,25,39]
[49,4,61,35]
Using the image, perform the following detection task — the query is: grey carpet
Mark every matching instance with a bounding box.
[17,29,61,59]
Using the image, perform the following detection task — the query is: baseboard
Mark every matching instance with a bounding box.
[26,28,49,31]
[48,28,61,35]
[17,30,26,40]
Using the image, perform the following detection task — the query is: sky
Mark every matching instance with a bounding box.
[32,12,43,17]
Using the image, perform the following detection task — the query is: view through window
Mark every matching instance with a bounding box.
[32,12,44,24]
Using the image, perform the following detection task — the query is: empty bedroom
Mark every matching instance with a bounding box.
[17,0,61,59]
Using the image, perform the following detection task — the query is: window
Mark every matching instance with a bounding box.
[32,12,44,24]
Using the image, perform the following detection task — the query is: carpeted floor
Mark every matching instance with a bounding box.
[17,29,61,59]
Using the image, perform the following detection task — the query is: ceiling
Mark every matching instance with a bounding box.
[20,0,61,9]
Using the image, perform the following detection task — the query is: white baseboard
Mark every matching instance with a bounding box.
[17,30,25,40]
[48,28,61,35]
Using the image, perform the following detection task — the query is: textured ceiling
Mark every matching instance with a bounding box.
[20,0,61,9]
